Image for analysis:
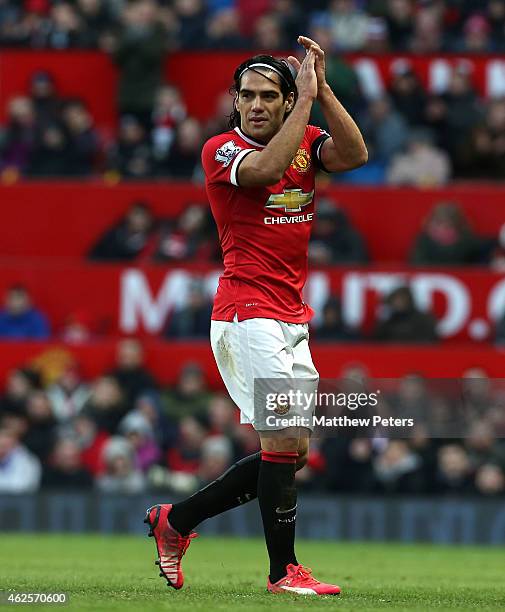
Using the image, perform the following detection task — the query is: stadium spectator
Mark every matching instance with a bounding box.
[0,368,39,416]
[384,374,431,425]
[71,414,109,476]
[82,375,128,434]
[363,16,390,54]
[313,296,361,342]
[328,0,369,51]
[153,203,219,262]
[135,392,178,451]
[310,54,362,128]
[206,7,249,50]
[474,463,505,496]
[309,199,367,265]
[268,0,304,45]
[108,338,157,406]
[465,421,505,470]
[235,0,270,38]
[75,0,113,48]
[461,368,496,421]
[207,393,236,438]
[165,280,213,339]
[60,100,99,176]
[389,61,426,127]
[0,1,50,47]
[0,96,36,174]
[322,438,375,493]
[373,285,438,343]
[110,0,167,128]
[22,391,56,461]
[59,311,94,344]
[373,440,426,494]
[0,429,41,493]
[458,99,505,180]
[173,0,208,50]
[44,2,86,49]
[41,438,93,489]
[163,362,211,420]
[29,71,60,129]
[0,285,50,340]
[487,0,505,50]
[387,128,452,186]
[89,201,155,261]
[384,0,414,51]
[47,364,90,423]
[442,67,482,167]
[409,1,444,54]
[410,202,483,265]
[107,114,154,178]
[96,436,146,493]
[435,444,474,494]
[151,84,187,163]
[166,415,206,474]
[252,13,285,51]
[198,435,233,482]
[204,90,235,138]
[361,96,409,164]
[459,14,493,53]
[28,122,69,177]
[118,411,161,472]
[160,117,203,179]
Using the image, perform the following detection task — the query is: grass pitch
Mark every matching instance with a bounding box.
[0,534,504,611]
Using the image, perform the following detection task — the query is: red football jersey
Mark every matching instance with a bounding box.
[202,124,330,323]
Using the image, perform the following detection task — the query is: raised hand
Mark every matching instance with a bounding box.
[287,36,327,97]
[290,47,317,101]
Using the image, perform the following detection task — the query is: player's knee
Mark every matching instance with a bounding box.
[260,435,299,454]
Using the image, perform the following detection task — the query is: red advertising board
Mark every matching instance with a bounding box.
[0,263,504,342]
[1,182,505,262]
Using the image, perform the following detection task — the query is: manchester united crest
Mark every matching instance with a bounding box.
[291,148,311,173]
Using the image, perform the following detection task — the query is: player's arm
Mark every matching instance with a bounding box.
[294,36,368,173]
[237,50,318,188]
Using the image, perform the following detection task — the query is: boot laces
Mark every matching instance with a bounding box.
[287,564,320,586]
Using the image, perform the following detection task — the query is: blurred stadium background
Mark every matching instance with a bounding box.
[1,0,505,577]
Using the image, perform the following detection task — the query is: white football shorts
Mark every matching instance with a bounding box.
[210,315,319,431]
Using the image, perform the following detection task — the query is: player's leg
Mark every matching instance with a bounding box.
[261,323,340,595]
[167,317,282,535]
[257,428,307,584]
[144,317,289,588]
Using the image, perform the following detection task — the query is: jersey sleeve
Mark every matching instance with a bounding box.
[306,125,331,173]
[201,135,255,187]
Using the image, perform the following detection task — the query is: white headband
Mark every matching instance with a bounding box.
[239,62,290,86]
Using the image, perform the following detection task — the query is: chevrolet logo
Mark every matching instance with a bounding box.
[265,189,314,213]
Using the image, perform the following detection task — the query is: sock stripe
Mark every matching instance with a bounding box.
[261,450,298,464]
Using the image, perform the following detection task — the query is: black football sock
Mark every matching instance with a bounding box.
[258,450,298,584]
[168,451,261,536]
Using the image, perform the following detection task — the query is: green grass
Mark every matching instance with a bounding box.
[0,535,504,611]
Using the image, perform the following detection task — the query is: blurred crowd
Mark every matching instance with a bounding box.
[1,1,505,181]
[2,1,505,54]
[0,339,504,496]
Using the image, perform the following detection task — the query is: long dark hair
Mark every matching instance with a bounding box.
[228,54,298,129]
